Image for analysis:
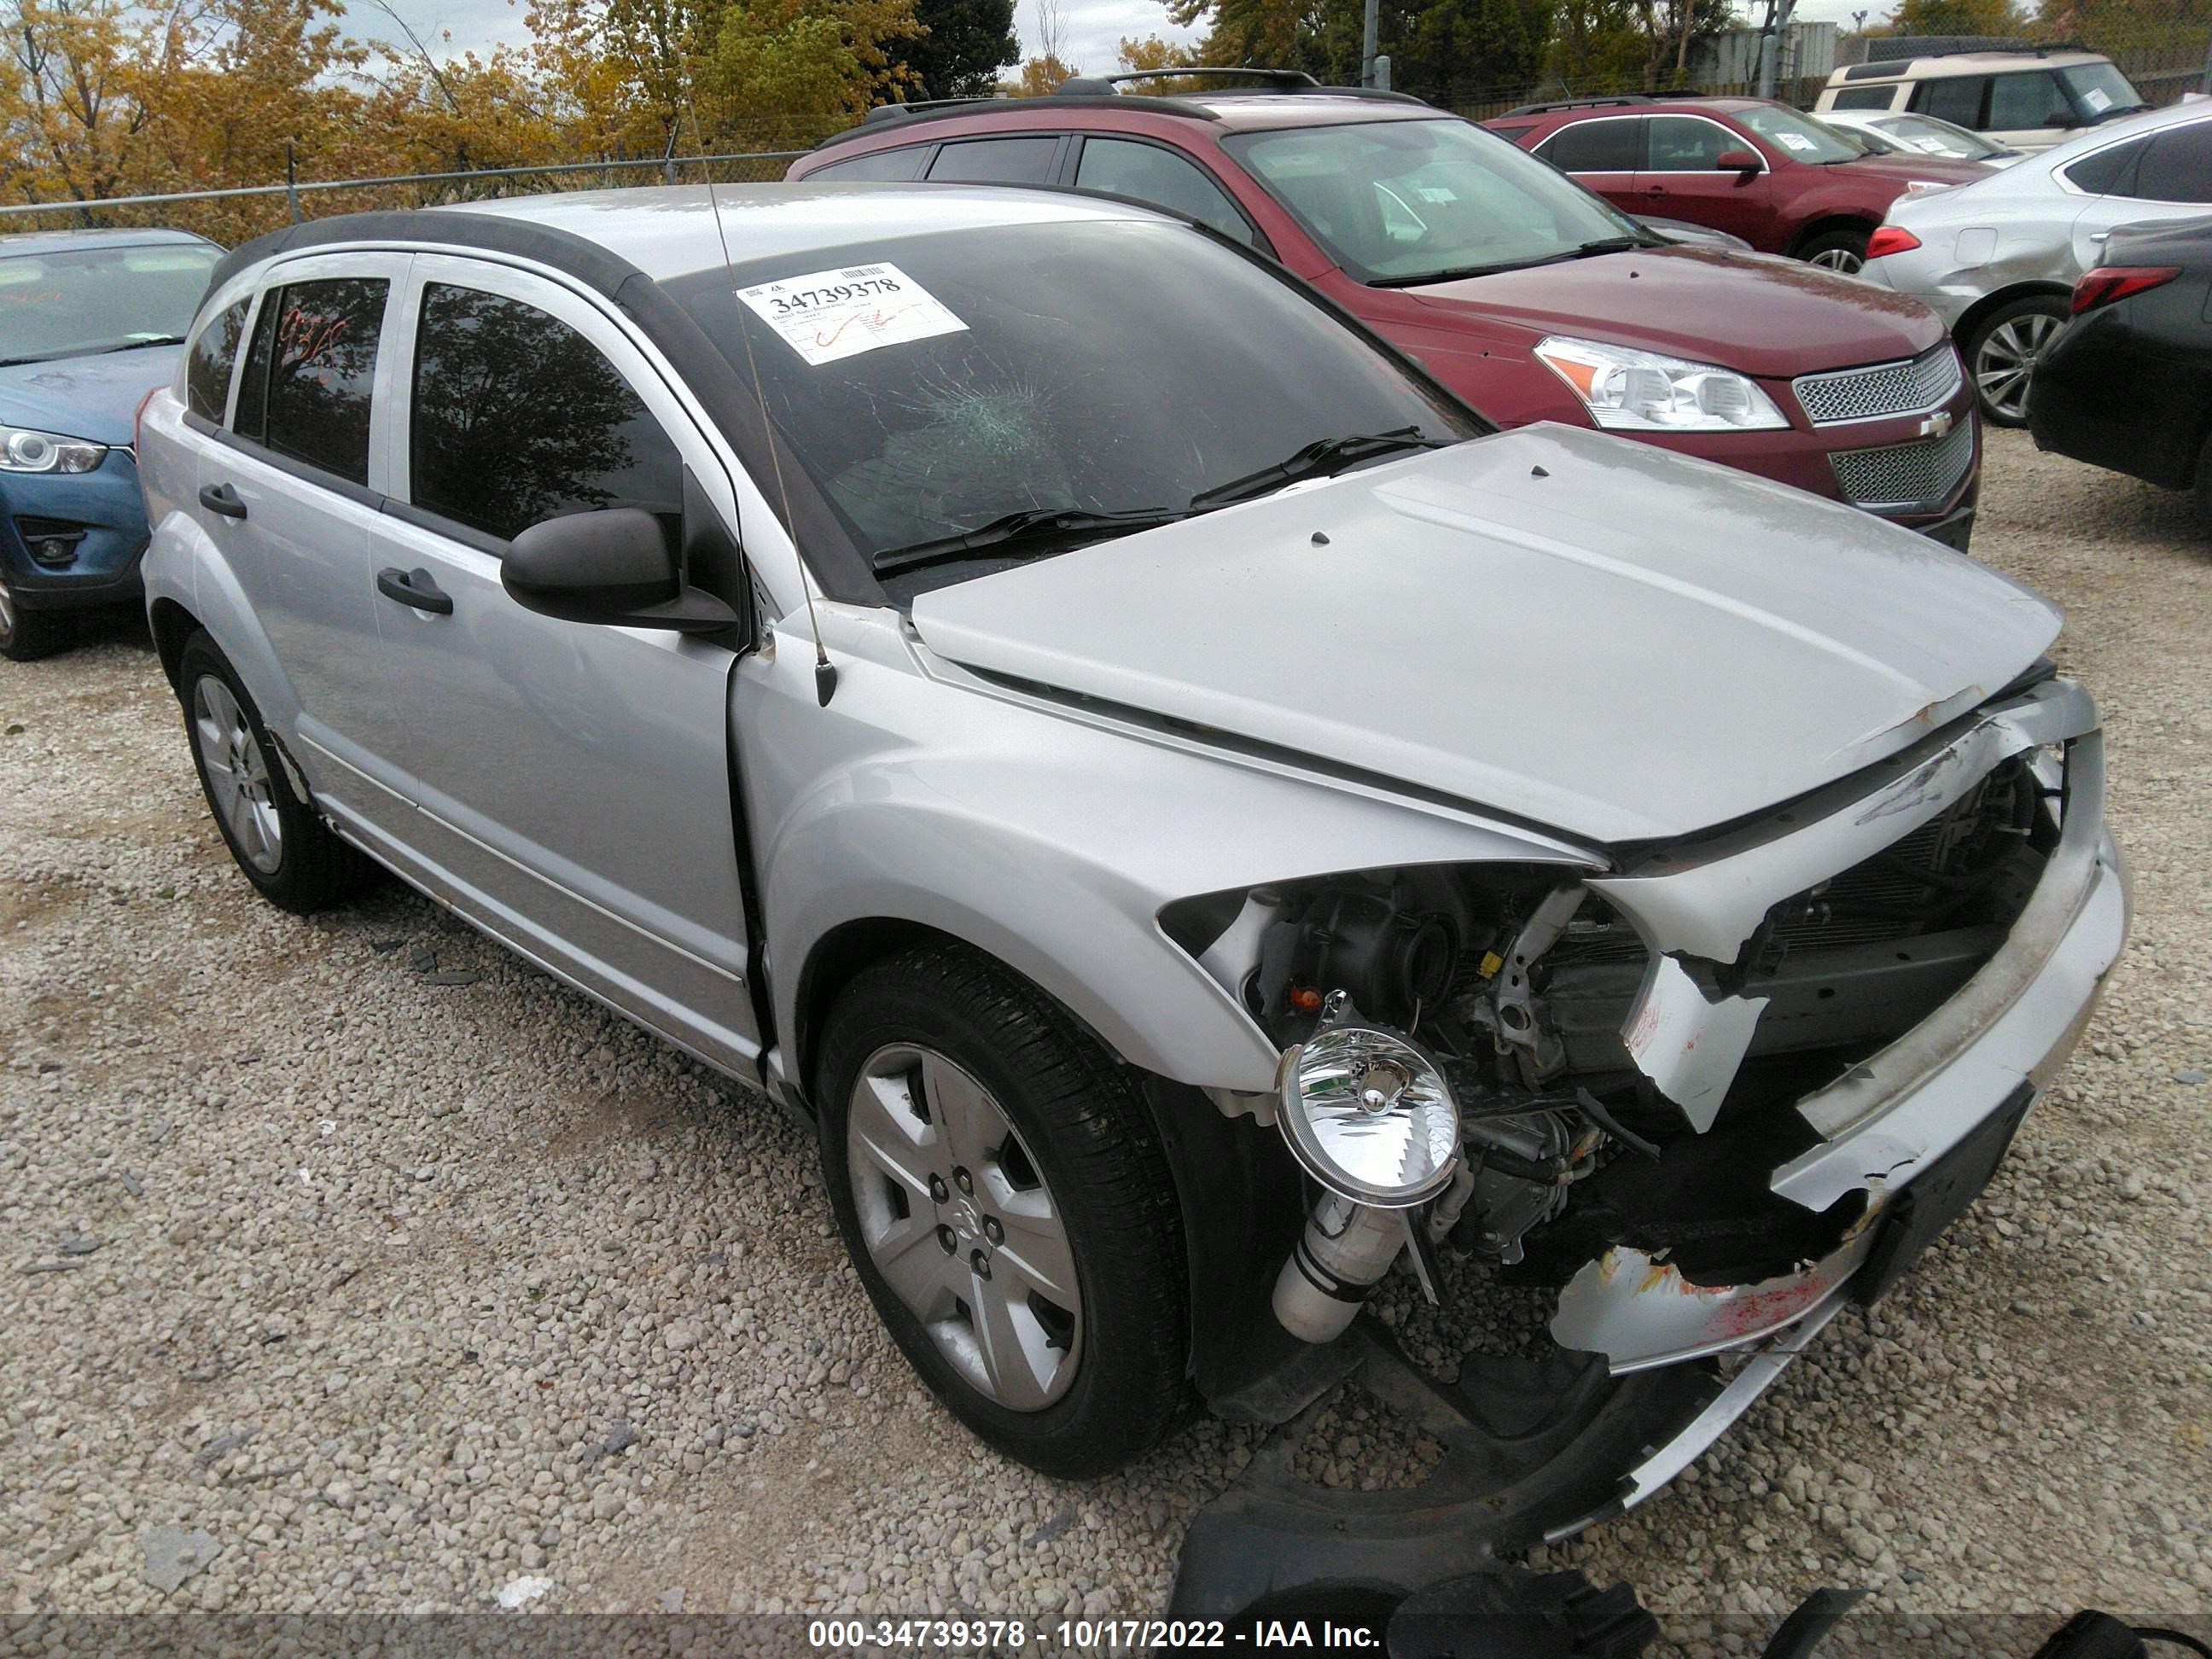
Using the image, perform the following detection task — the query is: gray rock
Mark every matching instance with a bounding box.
[604,1421,640,1455]
[140,1525,223,1594]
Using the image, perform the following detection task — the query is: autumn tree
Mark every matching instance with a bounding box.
[1005,51,1074,91]
[1892,0,2026,33]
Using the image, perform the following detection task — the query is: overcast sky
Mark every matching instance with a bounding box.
[352,0,1893,100]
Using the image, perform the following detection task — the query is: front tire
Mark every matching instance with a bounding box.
[0,574,73,661]
[817,944,1189,1478]
[1799,227,1871,274]
[1965,295,2068,427]
[178,631,373,914]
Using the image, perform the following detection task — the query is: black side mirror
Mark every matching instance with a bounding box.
[503,507,740,634]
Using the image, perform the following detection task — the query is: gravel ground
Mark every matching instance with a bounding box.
[2,430,2207,1647]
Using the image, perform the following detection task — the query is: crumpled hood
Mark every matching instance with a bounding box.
[1406,247,1946,379]
[0,346,183,447]
[910,426,2061,846]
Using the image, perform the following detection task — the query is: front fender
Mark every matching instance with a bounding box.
[742,609,1598,1096]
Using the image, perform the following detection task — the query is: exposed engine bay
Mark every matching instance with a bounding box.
[1165,690,2089,1375]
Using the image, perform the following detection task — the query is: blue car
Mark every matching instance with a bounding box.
[1,228,221,659]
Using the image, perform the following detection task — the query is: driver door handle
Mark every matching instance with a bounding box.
[376,566,454,615]
[198,482,247,519]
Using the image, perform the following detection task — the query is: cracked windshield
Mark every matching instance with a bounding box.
[669,219,1474,589]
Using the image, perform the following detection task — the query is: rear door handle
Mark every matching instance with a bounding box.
[198,482,247,520]
[376,566,454,615]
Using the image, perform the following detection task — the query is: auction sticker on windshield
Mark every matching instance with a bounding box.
[737,263,967,366]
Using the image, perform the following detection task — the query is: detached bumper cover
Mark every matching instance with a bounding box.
[1554,678,2126,1371]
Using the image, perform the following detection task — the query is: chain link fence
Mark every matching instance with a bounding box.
[0,150,803,246]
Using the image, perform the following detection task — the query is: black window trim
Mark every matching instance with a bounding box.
[218,271,393,498]
[1062,131,1276,257]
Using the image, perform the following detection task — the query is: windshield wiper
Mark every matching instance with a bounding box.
[92,335,186,354]
[871,505,1190,579]
[1187,428,1447,510]
[0,336,188,368]
[1369,236,1653,287]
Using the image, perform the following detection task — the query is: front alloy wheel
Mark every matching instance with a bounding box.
[847,1045,1082,1412]
[817,943,1189,1478]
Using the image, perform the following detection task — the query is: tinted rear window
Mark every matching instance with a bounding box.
[1829,85,1898,111]
[1913,76,1986,128]
[928,137,1059,183]
[2132,121,2212,203]
[235,277,387,486]
[185,300,249,423]
[1536,119,1638,172]
[808,147,930,182]
[2064,137,2145,195]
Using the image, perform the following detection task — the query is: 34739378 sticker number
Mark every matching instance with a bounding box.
[736,262,969,367]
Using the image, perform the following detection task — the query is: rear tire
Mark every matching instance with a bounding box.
[0,575,73,661]
[1798,227,1871,274]
[1965,295,2068,428]
[2197,434,2212,539]
[816,943,1189,1478]
[178,630,374,914]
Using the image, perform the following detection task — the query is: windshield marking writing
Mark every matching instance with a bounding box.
[736,262,968,366]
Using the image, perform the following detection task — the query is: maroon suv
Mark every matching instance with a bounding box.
[1484,95,1988,272]
[790,73,1981,544]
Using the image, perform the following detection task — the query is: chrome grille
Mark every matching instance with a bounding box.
[1794,346,1963,426]
[1829,416,1976,512]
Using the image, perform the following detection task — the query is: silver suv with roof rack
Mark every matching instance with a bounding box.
[137,182,2124,1517]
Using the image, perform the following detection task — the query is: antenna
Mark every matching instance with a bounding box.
[682,103,839,707]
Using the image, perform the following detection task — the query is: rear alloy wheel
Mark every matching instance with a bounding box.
[1799,227,1871,274]
[178,630,375,913]
[817,943,1188,1478]
[0,574,74,662]
[1966,296,2068,427]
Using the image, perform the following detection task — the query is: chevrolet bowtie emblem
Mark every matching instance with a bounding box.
[1918,410,1954,439]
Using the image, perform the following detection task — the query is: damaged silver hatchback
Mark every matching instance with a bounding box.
[137,184,2127,1503]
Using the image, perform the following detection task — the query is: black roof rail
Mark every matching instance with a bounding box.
[1856,35,2095,65]
[1095,67,1318,89]
[1061,67,1428,105]
[812,92,1222,151]
[1501,94,1657,115]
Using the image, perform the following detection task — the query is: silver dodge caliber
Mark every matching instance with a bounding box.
[138,184,2127,1511]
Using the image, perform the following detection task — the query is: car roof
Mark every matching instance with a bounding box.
[1176,93,1442,131]
[0,226,216,258]
[1828,49,2109,82]
[347,183,1169,282]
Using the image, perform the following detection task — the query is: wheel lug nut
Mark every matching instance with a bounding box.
[928,1174,948,1204]
[953,1167,973,1196]
[982,1216,1003,1245]
[936,1225,957,1254]
[970,1249,991,1281]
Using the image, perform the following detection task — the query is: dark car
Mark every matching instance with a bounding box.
[0,227,222,660]
[1482,95,1988,273]
[2029,218,2212,532]
[790,73,1982,545]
